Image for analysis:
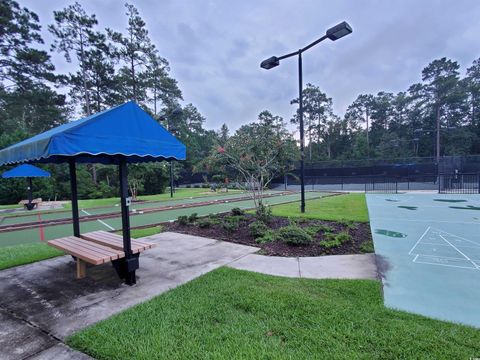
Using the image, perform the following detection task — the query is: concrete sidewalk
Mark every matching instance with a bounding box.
[228,253,378,279]
[0,232,258,360]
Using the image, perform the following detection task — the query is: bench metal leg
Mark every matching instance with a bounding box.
[112,254,139,285]
[76,259,86,279]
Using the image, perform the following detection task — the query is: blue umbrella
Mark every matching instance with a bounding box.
[2,164,51,210]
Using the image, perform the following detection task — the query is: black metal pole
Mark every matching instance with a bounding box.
[170,161,174,197]
[68,158,80,237]
[119,157,137,285]
[298,51,306,213]
[27,177,33,205]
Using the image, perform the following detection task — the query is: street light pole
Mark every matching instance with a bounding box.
[260,21,352,213]
[298,52,306,213]
[159,106,182,198]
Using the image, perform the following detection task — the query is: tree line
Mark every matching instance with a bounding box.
[292,57,480,162]
[0,0,221,203]
[1,0,479,204]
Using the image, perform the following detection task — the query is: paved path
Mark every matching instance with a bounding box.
[228,253,378,279]
[0,232,258,360]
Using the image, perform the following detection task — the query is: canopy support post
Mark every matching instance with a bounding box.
[26,177,34,210]
[69,159,80,237]
[117,157,137,285]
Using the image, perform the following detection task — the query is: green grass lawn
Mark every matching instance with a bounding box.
[271,193,369,222]
[68,267,480,359]
[0,242,64,270]
[122,225,163,239]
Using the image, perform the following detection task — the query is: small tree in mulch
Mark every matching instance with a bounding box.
[204,111,298,212]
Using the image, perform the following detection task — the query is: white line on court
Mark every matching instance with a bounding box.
[414,259,478,270]
[375,217,479,225]
[439,234,480,270]
[408,226,431,255]
[81,209,115,231]
[435,228,480,247]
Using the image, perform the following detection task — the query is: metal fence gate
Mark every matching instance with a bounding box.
[438,173,480,194]
[364,178,398,193]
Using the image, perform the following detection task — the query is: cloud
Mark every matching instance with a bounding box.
[20,0,480,131]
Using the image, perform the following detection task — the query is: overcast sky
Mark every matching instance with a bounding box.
[21,0,480,131]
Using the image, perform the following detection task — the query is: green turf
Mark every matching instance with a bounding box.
[62,188,241,210]
[271,193,369,222]
[0,242,64,270]
[0,204,21,210]
[67,268,480,359]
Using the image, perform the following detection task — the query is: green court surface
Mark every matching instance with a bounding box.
[0,191,262,226]
[367,193,480,328]
[0,191,327,247]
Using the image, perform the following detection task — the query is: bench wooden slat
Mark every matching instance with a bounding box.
[89,230,154,248]
[81,233,143,253]
[48,236,124,265]
[60,237,124,259]
[81,231,154,253]
[49,239,105,265]
[51,237,114,264]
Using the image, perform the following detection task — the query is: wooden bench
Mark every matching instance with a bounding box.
[81,231,155,253]
[48,231,155,279]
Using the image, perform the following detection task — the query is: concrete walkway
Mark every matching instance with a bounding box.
[228,253,378,279]
[0,232,258,360]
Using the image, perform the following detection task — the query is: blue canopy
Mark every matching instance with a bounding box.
[2,164,51,178]
[0,101,186,165]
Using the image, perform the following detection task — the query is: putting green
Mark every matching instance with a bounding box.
[0,191,328,247]
[367,193,480,328]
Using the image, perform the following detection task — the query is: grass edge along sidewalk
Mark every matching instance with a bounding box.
[67,267,480,359]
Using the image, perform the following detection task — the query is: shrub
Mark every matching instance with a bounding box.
[322,231,352,249]
[255,202,272,223]
[248,221,269,238]
[197,219,212,228]
[202,183,210,188]
[256,230,275,244]
[177,215,189,225]
[193,184,200,188]
[318,224,334,233]
[222,219,239,233]
[276,225,312,246]
[185,184,191,188]
[360,240,375,253]
[188,213,198,223]
[231,207,244,216]
[338,220,358,230]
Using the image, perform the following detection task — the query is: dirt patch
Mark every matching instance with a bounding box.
[163,213,373,257]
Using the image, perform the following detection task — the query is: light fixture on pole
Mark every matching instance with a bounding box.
[260,21,352,213]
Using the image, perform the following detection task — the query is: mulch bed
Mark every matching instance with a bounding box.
[163,213,373,257]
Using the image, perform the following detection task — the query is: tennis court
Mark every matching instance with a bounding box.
[367,193,480,328]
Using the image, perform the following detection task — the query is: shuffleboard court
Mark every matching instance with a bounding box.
[0,190,263,226]
[0,191,328,247]
[367,193,480,328]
